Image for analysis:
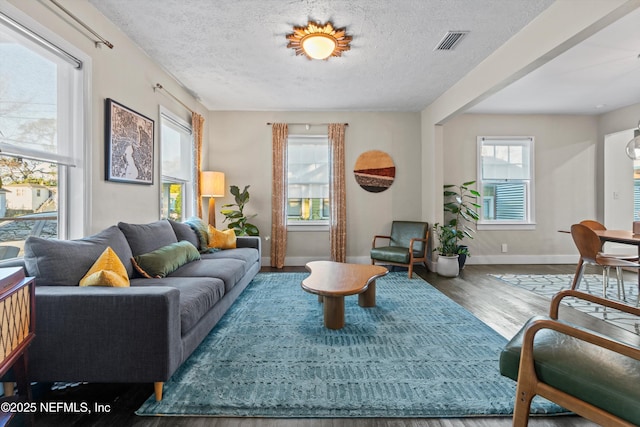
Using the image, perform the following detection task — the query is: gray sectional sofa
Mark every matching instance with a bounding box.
[0,219,261,400]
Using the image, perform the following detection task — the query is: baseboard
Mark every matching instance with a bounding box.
[261,254,579,267]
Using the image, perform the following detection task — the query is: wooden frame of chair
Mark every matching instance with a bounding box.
[371,232,429,279]
[512,289,640,427]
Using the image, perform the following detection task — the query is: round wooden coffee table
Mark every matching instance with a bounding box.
[301,261,388,329]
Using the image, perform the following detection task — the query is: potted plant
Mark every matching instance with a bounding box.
[443,180,481,269]
[220,185,260,236]
[433,223,459,277]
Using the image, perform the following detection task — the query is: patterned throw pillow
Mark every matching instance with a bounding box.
[80,246,130,287]
[208,226,236,249]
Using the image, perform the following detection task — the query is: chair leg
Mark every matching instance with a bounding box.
[512,382,534,427]
[570,260,584,290]
[408,264,413,279]
[615,267,626,301]
[602,267,609,298]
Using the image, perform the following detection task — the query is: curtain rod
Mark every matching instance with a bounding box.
[266,122,349,126]
[154,83,195,114]
[0,11,82,69]
[49,0,113,49]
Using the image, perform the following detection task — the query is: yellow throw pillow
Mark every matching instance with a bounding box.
[208,226,237,249]
[80,247,130,287]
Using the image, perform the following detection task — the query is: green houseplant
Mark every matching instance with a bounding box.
[433,223,458,256]
[220,185,260,236]
[443,180,481,267]
[433,223,459,277]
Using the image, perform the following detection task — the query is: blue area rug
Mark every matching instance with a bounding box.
[136,272,564,417]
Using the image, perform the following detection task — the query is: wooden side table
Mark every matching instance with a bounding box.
[0,267,35,425]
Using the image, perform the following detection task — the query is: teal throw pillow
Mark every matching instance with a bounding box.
[132,240,201,278]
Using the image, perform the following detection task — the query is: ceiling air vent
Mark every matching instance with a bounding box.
[434,31,469,51]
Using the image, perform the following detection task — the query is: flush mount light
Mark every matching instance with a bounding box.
[286,21,352,60]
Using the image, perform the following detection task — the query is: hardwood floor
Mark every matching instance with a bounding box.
[31,264,616,427]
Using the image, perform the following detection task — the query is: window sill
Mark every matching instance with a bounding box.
[477,222,536,231]
[287,222,329,232]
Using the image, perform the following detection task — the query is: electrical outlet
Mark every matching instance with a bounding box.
[501,243,508,253]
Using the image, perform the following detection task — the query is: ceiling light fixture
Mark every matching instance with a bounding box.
[625,121,640,160]
[286,21,352,60]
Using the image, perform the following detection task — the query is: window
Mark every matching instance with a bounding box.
[477,136,534,229]
[287,135,329,228]
[0,9,86,257]
[160,109,193,221]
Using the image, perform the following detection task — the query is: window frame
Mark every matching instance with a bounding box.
[159,107,194,221]
[286,134,330,231]
[476,136,536,231]
[0,3,89,241]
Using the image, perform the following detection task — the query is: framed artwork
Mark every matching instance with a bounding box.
[105,98,154,184]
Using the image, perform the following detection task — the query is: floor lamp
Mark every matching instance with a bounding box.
[201,171,225,227]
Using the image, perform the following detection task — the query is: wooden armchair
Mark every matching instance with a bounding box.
[370,221,429,278]
[500,289,640,426]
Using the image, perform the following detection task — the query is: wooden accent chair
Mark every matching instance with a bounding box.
[570,223,640,300]
[500,289,640,427]
[370,221,429,278]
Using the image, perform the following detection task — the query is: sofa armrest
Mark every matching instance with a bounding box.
[236,236,261,259]
[30,286,182,383]
[0,257,26,270]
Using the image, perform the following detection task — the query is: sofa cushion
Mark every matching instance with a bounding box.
[169,220,199,249]
[130,276,226,335]
[208,226,236,249]
[80,247,130,287]
[132,241,201,278]
[118,220,178,256]
[24,225,134,286]
[168,258,246,293]
[201,247,259,265]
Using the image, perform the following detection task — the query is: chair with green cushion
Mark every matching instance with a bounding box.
[500,289,640,427]
[370,221,429,278]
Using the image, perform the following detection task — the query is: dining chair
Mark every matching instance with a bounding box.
[579,220,639,259]
[579,220,639,301]
[570,223,640,302]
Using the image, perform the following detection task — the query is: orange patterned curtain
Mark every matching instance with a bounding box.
[271,123,288,268]
[192,112,205,218]
[329,123,347,262]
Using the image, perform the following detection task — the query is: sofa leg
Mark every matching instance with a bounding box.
[3,382,14,397]
[154,382,164,401]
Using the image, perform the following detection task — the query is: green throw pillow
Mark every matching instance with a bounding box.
[132,240,201,278]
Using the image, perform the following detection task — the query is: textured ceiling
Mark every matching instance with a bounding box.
[469,6,640,115]
[89,0,555,112]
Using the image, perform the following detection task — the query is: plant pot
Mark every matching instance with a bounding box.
[437,254,459,277]
[457,245,468,270]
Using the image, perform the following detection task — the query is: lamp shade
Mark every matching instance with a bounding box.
[201,171,225,197]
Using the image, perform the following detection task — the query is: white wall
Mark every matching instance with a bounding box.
[604,129,635,230]
[4,0,209,235]
[208,111,421,265]
[442,114,598,264]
